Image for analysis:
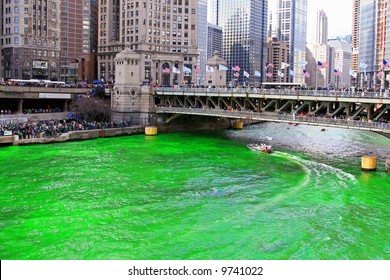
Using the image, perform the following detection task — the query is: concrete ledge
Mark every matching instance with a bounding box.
[0,136,14,145]
[13,126,145,146]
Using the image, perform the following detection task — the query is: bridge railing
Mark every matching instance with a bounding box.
[156,106,390,132]
[154,87,390,99]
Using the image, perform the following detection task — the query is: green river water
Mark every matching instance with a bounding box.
[0,123,389,260]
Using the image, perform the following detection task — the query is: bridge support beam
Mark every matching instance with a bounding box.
[367,104,374,121]
[18,99,23,114]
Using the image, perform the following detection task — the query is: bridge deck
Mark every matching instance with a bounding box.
[156,106,390,134]
[153,87,390,104]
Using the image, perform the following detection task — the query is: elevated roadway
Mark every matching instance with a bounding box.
[153,87,390,134]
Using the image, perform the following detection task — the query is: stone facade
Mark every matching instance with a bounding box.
[111,48,155,125]
[97,0,199,86]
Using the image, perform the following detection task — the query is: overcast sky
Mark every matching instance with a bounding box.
[307,0,353,41]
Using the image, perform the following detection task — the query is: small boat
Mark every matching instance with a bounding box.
[247,143,273,154]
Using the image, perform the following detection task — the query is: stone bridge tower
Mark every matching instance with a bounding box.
[112,48,155,125]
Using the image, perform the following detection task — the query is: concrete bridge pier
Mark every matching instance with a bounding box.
[18,99,23,114]
[232,121,244,130]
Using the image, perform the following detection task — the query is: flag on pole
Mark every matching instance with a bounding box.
[303,69,310,78]
[298,61,308,67]
[193,65,201,73]
[317,61,329,69]
[289,69,295,76]
[349,69,357,78]
[172,66,180,74]
[231,64,240,71]
[281,62,290,69]
[377,70,383,79]
[243,71,250,78]
[333,69,342,76]
[206,65,214,72]
[234,72,240,78]
[383,59,389,68]
[359,60,367,69]
[265,70,272,77]
[219,64,228,71]
[265,62,274,68]
[162,67,171,73]
[254,70,261,77]
[183,66,192,73]
[277,70,284,78]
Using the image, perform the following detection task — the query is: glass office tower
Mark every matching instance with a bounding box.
[270,0,307,83]
[209,0,268,85]
[359,0,390,89]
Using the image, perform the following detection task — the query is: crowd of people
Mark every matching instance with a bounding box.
[0,119,132,138]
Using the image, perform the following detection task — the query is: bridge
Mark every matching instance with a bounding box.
[0,85,89,116]
[152,87,390,134]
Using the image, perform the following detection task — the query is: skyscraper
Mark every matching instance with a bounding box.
[207,24,223,60]
[0,2,3,81]
[315,10,328,45]
[0,0,61,80]
[269,0,308,83]
[60,0,98,83]
[352,0,360,73]
[98,0,199,86]
[209,0,268,84]
[359,0,390,89]
[328,39,352,89]
[197,0,208,85]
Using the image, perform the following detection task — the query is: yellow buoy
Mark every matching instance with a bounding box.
[145,126,158,136]
[361,156,377,172]
[232,121,244,130]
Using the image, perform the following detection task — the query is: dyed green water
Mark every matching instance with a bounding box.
[0,123,389,260]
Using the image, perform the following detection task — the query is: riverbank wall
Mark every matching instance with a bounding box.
[14,126,145,146]
[5,118,232,146]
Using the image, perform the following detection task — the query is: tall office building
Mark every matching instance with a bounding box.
[315,10,328,45]
[328,39,352,89]
[207,24,222,60]
[197,0,207,85]
[267,37,290,83]
[269,0,308,84]
[306,44,334,89]
[98,0,199,86]
[0,2,3,81]
[60,0,98,83]
[97,0,121,83]
[209,0,268,84]
[0,0,61,80]
[352,0,360,87]
[359,0,390,89]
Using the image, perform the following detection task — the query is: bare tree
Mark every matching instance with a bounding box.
[69,97,111,122]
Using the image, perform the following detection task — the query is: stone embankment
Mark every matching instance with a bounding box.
[6,127,144,146]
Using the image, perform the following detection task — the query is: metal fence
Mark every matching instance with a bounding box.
[155,87,390,99]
